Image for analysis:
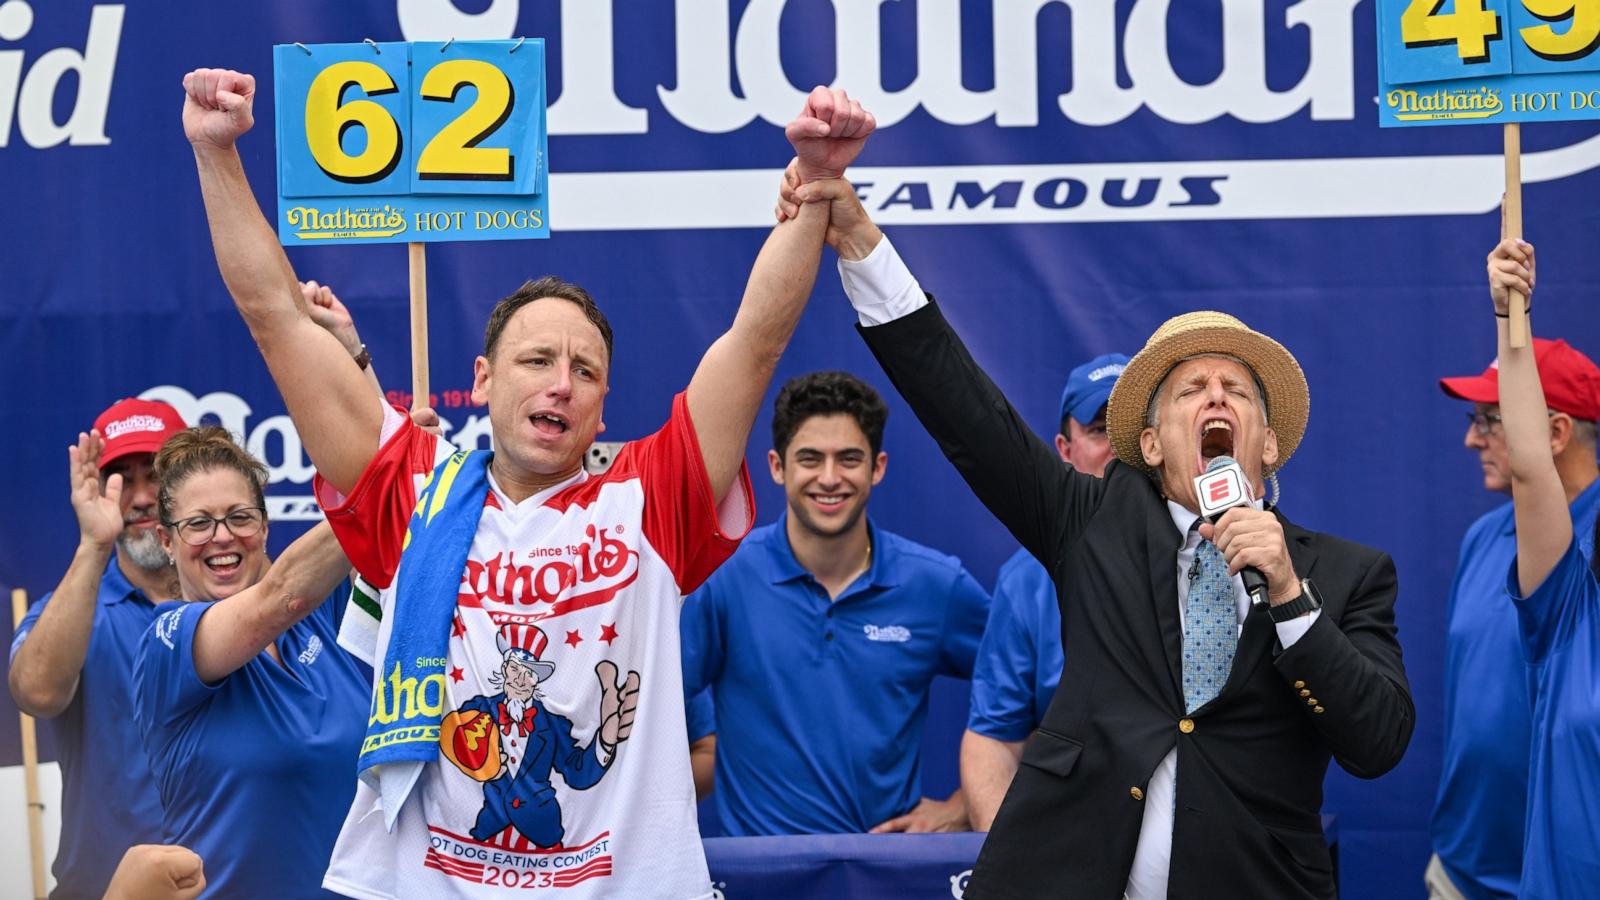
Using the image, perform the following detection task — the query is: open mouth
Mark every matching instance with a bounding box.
[529,413,569,437]
[203,553,242,576]
[1199,418,1235,462]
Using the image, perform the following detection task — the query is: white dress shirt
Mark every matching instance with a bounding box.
[837,236,1320,900]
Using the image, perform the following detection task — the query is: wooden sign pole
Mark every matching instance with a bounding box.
[409,242,430,412]
[1503,124,1530,348]
[12,588,47,900]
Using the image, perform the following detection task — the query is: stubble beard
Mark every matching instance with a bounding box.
[118,525,170,572]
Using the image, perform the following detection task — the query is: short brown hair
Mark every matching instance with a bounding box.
[483,277,614,364]
[154,426,269,525]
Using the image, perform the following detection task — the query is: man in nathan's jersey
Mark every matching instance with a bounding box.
[182,65,873,899]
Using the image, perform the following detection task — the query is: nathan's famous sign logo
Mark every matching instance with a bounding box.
[1385,85,1504,122]
[285,203,546,241]
[139,385,492,522]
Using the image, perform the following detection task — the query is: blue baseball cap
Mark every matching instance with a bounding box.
[1059,353,1131,426]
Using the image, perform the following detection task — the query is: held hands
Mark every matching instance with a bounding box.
[775,163,883,260]
[595,659,641,753]
[301,280,364,357]
[1487,238,1535,318]
[786,86,876,184]
[870,794,970,834]
[69,430,124,550]
[182,68,255,148]
[1197,508,1300,605]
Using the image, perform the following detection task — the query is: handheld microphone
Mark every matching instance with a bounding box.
[1192,456,1271,607]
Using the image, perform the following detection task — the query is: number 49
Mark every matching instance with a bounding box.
[1402,0,1600,63]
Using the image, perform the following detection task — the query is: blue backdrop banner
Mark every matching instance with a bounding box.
[3,4,1599,899]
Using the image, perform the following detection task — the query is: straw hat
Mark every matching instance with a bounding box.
[1105,311,1309,476]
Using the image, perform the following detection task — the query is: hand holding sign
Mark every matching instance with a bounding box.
[182,68,255,148]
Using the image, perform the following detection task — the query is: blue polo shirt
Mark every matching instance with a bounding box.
[680,515,989,836]
[967,548,1063,741]
[687,686,715,743]
[133,588,369,898]
[9,555,163,900]
[1508,531,1600,899]
[1432,479,1600,899]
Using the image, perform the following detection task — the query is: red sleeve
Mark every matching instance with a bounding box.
[616,392,754,593]
[312,408,442,589]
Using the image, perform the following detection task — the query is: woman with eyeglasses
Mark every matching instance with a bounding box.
[1489,235,1600,899]
[131,425,369,898]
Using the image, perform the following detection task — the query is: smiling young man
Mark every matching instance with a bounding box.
[182,66,875,898]
[680,371,990,836]
[775,175,1414,899]
[1429,337,1600,900]
[9,400,185,900]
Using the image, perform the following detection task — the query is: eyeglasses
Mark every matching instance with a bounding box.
[165,507,267,546]
[1465,409,1556,436]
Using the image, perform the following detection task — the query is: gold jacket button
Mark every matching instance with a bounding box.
[1306,698,1319,707]
[1313,706,1326,714]
[1130,786,1145,801]
[1299,689,1311,697]
[1293,680,1306,690]
[1178,718,1195,734]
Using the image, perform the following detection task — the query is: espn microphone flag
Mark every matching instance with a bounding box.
[1192,456,1270,606]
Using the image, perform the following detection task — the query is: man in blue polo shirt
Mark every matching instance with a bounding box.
[680,370,990,835]
[9,398,186,899]
[958,353,1126,832]
[1430,338,1600,900]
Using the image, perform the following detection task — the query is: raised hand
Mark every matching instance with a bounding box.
[1487,238,1534,318]
[786,86,876,184]
[594,659,641,751]
[69,431,125,550]
[182,68,256,148]
[301,280,363,356]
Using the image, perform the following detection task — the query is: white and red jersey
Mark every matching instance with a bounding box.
[317,394,752,900]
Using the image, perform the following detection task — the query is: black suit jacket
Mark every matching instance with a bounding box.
[859,301,1413,900]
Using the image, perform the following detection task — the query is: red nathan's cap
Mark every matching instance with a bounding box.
[92,399,188,470]
[1439,338,1600,422]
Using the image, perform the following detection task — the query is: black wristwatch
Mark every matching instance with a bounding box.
[1268,578,1323,623]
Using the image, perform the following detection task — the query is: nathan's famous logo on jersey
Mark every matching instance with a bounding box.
[138,385,492,523]
[388,0,1600,227]
[459,524,641,621]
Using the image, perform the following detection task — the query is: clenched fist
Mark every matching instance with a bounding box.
[182,68,255,148]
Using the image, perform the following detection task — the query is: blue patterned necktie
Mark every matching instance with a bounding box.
[1183,531,1238,714]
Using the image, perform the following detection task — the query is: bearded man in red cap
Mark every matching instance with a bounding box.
[1427,337,1600,900]
[9,398,187,899]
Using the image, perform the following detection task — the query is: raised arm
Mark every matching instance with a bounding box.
[9,433,126,717]
[183,69,381,493]
[785,175,1087,564]
[685,88,875,504]
[188,521,350,683]
[1491,237,1569,593]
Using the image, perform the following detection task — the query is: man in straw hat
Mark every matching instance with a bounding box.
[776,175,1413,899]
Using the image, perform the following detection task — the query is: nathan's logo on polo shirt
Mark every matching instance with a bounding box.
[863,624,912,643]
[104,414,168,439]
[459,524,641,624]
[950,868,972,898]
[297,635,323,666]
[155,607,184,650]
